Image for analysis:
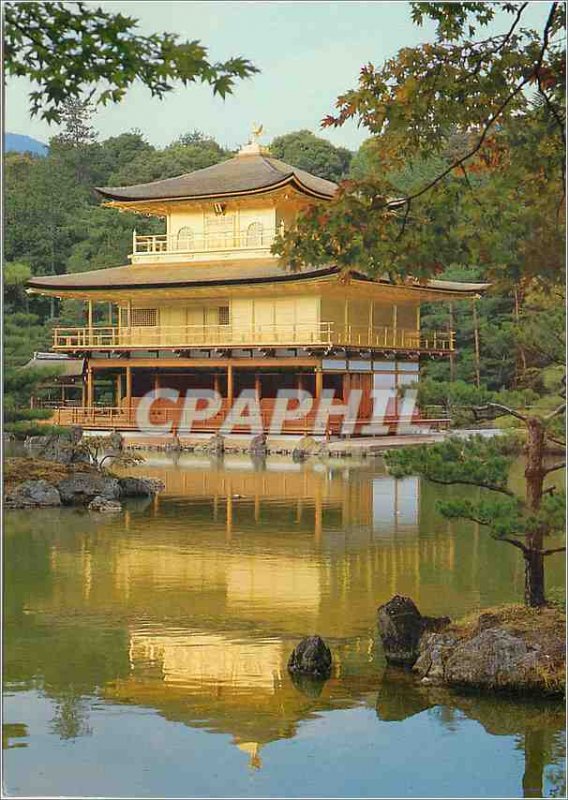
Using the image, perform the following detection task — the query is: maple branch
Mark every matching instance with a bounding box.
[459,164,483,207]
[387,2,559,210]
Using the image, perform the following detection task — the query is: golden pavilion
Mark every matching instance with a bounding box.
[27,131,487,436]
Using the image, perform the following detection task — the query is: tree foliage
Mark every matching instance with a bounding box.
[273,2,565,285]
[4,1,259,122]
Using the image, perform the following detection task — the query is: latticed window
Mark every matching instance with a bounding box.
[177,226,194,250]
[218,306,230,326]
[245,221,263,247]
[131,308,158,326]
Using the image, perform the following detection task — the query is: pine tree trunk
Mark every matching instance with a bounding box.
[524,416,547,607]
[523,549,546,607]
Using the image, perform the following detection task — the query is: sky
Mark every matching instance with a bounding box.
[5,1,551,153]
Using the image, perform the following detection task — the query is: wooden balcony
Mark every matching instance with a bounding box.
[131,228,278,264]
[52,323,455,353]
[45,401,451,435]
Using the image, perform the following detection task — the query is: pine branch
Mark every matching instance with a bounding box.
[545,403,566,420]
[426,476,516,497]
[543,461,566,476]
[473,402,529,422]
[541,546,567,556]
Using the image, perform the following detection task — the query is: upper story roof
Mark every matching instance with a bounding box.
[96,146,338,204]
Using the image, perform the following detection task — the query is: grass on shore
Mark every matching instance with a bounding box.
[4,457,95,492]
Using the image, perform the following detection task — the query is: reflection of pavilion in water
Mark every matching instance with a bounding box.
[35,457,503,766]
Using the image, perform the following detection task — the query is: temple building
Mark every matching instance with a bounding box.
[27,130,487,436]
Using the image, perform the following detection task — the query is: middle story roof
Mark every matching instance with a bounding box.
[27,262,489,302]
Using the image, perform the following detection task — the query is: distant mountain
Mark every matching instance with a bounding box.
[5,133,48,156]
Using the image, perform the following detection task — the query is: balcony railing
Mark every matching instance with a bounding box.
[133,228,278,257]
[52,324,455,352]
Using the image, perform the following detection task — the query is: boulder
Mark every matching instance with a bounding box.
[118,476,164,498]
[25,433,90,465]
[5,479,61,509]
[377,595,450,666]
[57,472,120,505]
[415,625,565,694]
[88,495,122,513]
[287,635,332,679]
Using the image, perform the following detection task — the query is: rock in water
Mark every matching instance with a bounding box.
[118,476,163,497]
[5,480,61,508]
[377,595,450,667]
[377,596,424,666]
[287,635,332,678]
[57,473,120,505]
[88,496,122,513]
[204,433,224,456]
[415,613,565,694]
[249,433,267,457]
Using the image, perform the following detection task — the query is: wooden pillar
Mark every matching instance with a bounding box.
[448,302,456,382]
[213,373,220,395]
[126,365,132,415]
[297,374,304,393]
[86,367,94,409]
[81,374,87,408]
[87,300,93,348]
[115,373,122,407]
[342,372,350,403]
[254,373,261,400]
[227,363,234,405]
[315,368,323,400]
[472,300,481,388]
[108,303,113,325]
[392,304,398,348]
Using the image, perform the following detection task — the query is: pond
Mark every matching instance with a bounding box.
[3,453,565,798]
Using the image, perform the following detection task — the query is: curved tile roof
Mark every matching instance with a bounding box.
[27,263,489,296]
[96,154,338,203]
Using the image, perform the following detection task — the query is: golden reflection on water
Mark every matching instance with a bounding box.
[4,454,565,778]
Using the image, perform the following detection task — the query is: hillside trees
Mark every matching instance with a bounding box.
[269,130,352,182]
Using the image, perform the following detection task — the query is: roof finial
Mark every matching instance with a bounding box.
[251,123,264,143]
[238,123,265,157]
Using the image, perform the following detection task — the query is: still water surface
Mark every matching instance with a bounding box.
[4,453,565,798]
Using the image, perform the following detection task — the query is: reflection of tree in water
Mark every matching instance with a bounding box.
[546,730,567,798]
[376,669,565,799]
[50,691,92,740]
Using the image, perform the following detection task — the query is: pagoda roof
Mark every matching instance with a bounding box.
[96,153,338,204]
[27,262,489,298]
